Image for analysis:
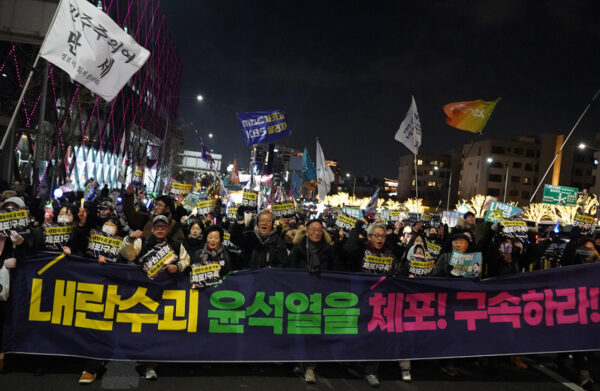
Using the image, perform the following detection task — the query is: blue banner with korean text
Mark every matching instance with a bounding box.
[3,251,600,362]
[237,111,291,146]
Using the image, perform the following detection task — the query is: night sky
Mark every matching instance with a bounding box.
[161,1,600,178]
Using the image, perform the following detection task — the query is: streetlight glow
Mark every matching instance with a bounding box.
[196,95,204,102]
[487,157,493,163]
[208,133,213,138]
[578,143,586,150]
[434,166,439,170]
[345,173,351,178]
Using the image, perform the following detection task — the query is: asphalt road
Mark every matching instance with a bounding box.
[1,354,598,391]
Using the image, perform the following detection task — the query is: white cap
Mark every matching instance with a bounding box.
[0,196,25,209]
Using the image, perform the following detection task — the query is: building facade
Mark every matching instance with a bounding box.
[397,153,460,207]
[458,134,597,204]
[251,144,301,174]
[0,0,182,190]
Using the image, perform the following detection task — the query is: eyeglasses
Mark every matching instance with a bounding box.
[153,224,168,230]
[307,228,323,233]
[370,234,386,239]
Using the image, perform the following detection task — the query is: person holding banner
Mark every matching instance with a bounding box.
[118,215,190,380]
[287,223,341,379]
[432,230,474,278]
[33,204,78,252]
[0,196,26,373]
[97,199,131,237]
[84,217,126,264]
[189,225,232,289]
[230,208,288,269]
[343,220,400,387]
[288,219,338,273]
[562,235,600,266]
[63,201,98,257]
[120,215,190,275]
[183,219,206,256]
[547,230,600,387]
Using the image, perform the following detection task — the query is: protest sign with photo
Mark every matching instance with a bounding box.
[485,201,522,223]
[449,251,482,278]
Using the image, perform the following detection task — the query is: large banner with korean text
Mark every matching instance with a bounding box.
[3,252,600,361]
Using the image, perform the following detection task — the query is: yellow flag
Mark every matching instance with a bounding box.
[443,98,500,133]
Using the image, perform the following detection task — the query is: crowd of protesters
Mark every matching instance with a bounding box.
[0,179,598,388]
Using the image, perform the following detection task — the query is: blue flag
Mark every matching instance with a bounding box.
[291,171,302,199]
[302,147,316,183]
[237,111,291,146]
[363,187,380,218]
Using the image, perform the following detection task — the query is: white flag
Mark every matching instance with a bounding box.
[394,96,422,155]
[40,0,150,101]
[316,139,336,201]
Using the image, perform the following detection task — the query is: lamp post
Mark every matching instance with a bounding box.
[578,143,600,152]
[345,173,356,197]
[155,93,203,191]
[503,163,509,203]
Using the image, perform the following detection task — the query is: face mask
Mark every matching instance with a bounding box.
[428,234,439,241]
[102,225,117,236]
[57,215,72,224]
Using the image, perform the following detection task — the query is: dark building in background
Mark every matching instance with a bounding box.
[0,0,182,189]
[252,144,301,174]
[458,134,596,204]
[397,153,461,208]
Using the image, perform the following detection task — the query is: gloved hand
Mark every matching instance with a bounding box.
[244,212,253,227]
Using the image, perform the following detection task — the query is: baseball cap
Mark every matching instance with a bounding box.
[152,215,169,226]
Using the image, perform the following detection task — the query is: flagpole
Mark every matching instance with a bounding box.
[0,0,64,184]
[414,154,419,219]
[529,87,600,204]
[0,53,41,152]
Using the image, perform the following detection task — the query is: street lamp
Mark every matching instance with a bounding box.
[156,93,204,191]
[208,133,213,139]
[345,172,351,178]
[486,157,493,163]
[578,143,600,152]
[433,166,439,171]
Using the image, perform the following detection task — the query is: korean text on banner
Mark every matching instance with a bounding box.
[40,0,150,101]
[237,111,291,146]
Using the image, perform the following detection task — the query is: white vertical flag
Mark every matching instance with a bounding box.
[40,0,150,101]
[394,96,422,155]
[316,139,336,201]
